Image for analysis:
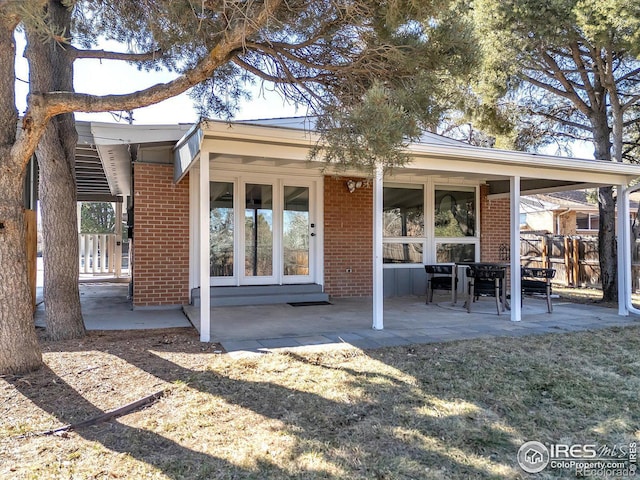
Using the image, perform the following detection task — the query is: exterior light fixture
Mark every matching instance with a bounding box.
[346,179,364,193]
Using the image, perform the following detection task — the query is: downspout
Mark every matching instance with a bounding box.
[621,184,640,316]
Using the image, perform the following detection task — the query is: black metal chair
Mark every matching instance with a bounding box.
[521,267,556,313]
[424,264,457,304]
[466,265,506,314]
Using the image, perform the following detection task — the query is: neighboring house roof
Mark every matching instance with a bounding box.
[522,190,639,214]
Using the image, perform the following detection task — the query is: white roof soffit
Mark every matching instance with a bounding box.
[91,122,191,196]
[176,118,640,189]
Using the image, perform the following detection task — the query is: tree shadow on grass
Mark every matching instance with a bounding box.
[109,340,521,478]
[6,329,532,479]
[6,363,288,479]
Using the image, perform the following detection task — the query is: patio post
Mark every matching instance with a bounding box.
[510,175,522,321]
[114,200,123,277]
[372,164,384,330]
[618,184,630,316]
[199,155,211,341]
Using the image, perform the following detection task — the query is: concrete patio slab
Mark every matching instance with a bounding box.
[35,283,640,359]
[182,293,640,357]
[35,284,192,331]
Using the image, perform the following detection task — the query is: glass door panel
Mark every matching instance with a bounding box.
[283,186,310,277]
[210,181,234,277]
[245,184,273,277]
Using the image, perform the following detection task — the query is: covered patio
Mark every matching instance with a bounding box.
[176,119,640,341]
[184,295,639,356]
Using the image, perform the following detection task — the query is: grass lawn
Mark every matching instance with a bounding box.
[1,322,639,479]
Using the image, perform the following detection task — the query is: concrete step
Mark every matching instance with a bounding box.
[192,284,329,307]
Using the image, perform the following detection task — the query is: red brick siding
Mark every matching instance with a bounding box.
[479,185,511,262]
[132,163,190,307]
[324,176,373,296]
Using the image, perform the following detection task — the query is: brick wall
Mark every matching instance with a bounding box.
[324,176,373,296]
[479,185,511,262]
[132,163,190,307]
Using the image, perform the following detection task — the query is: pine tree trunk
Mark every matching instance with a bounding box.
[0,10,43,373]
[592,115,617,302]
[38,121,85,340]
[599,186,617,302]
[0,150,43,374]
[26,0,85,340]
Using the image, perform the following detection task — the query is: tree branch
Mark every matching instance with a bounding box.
[69,45,163,62]
[619,67,640,83]
[622,93,640,111]
[231,55,329,85]
[540,49,591,116]
[532,109,593,132]
[520,72,587,109]
[12,0,283,166]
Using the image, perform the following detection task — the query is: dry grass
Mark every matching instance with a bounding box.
[1,326,639,479]
[554,284,640,309]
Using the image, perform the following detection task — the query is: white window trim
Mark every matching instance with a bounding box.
[382,180,481,267]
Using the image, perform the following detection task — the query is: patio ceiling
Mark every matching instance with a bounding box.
[76,121,128,202]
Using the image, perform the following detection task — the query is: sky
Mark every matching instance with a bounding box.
[14,34,303,125]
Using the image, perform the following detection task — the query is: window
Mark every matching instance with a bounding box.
[383,185,424,263]
[576,212,599,230]
[210,182,234,276]
[383,186,424,237]
[436,243,476,263]
[245,184,273,276]
[435,188,475,237]
[434,187,478,263]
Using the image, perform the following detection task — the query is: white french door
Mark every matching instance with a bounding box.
[282,183,315,284]
[209,176,317,286]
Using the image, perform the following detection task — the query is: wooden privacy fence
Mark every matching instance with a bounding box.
[520,233,601,287]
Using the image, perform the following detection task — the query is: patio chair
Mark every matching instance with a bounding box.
[424,264,457,304]
[521,267,555,313]
[466,265,506,315]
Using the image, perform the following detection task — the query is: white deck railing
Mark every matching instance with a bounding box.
[78,233,121,275]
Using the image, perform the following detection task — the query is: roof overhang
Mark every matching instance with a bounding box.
[173,119,640,193]
[78,121,190,201]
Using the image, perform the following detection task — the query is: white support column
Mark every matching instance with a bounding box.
[617,184,630,316]
[199,155,211,341]
[114,201,123,277]
[372,165,384,330]
[77,202,83,271]
[510,176,522,322]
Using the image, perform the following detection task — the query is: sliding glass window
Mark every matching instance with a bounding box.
[383,185,424,264]
[434,187,478,263]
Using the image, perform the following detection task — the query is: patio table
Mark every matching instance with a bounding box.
[456,262,509,314]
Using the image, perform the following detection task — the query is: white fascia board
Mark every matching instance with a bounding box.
[489,182,600,200]
[201,118,319,144]
[408,143,640,183]
[174,123,204,183]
